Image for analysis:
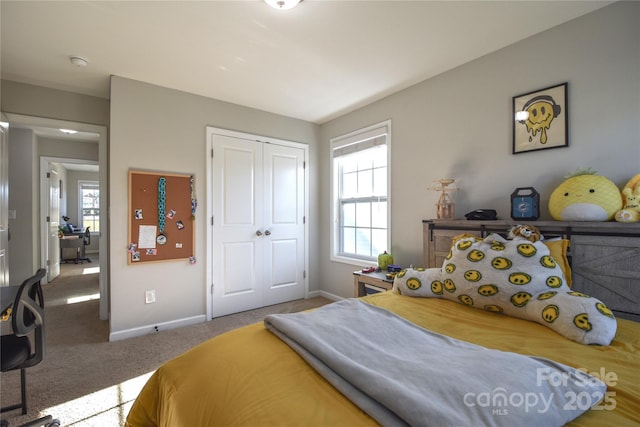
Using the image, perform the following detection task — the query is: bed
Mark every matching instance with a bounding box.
[125,288,640,426]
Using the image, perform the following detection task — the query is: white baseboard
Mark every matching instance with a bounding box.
[307,289,342,301]
[109,314,206,342]
[110,294,341,342]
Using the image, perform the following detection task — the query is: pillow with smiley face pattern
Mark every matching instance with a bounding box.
[393,233,617,345]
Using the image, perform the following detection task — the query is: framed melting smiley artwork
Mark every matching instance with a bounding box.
[512,82,568,154]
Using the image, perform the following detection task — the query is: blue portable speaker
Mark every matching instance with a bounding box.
[511,187,539,220]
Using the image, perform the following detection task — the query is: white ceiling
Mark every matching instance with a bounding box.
[15,125,101,143]
[1,0,611,124]
[55,162,100,173]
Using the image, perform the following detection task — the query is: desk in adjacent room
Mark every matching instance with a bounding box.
[60,235,83,263]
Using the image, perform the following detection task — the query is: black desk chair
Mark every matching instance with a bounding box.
[1,269,59,426]
[1,268,46,415]
[0,268,54,415]
[78,227,91,264]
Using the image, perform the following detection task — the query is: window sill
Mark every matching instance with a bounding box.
[330,254,376,268]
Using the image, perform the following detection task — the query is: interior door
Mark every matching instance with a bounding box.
[212,135,264,316]
[262,143,306,306]
[47,169,60,281]
[211,134,306,317]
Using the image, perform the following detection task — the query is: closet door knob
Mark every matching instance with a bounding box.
[256,230,263,236]
[265,230,271,236]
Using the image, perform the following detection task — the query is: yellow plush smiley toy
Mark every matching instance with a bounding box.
[549,168,622,221]
[615,174,640,223]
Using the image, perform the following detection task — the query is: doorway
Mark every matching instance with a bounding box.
[4,113,109,321]
[40,156,99,281]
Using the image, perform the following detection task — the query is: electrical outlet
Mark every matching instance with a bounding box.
[145,289,156,304]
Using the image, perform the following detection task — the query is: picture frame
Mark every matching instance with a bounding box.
[512,82,567,154]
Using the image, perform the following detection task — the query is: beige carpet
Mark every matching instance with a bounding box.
[1,257,330,426]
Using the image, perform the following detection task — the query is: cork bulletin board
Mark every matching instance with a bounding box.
[128,170,196,264]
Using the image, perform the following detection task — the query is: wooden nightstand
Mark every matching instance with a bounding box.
[353,270,394,297]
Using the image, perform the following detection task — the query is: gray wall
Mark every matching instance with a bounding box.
[7,128,38,281]
[1,1,637,337]
[1,80,109,127]
[318,1,640,298]
[109,77,319,336]
[39,136,99,161]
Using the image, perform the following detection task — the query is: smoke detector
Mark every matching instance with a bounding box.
[69,56,89,67]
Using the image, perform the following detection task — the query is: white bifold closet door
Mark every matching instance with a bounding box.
[211,133,306,317]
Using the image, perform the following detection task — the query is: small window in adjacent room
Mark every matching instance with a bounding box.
[78,181,100,233]
[331,120,390,265]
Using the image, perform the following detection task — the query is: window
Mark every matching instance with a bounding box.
[78,181,99,233]
[331,121,390,264]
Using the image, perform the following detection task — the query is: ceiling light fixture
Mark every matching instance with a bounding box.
[59,129,78,134]
[69,56,89,67]
[265,0,301,10]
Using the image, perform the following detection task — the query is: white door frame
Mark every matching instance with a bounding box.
[205,126,309,320]
[43,165,61,282]
[5,113,109,321]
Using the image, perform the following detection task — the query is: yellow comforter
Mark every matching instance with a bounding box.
[125,292,640,426]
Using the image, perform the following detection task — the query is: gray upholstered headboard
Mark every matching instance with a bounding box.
[423,219,640,322]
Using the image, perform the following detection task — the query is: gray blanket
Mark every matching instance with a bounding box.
[264,299,605,427]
